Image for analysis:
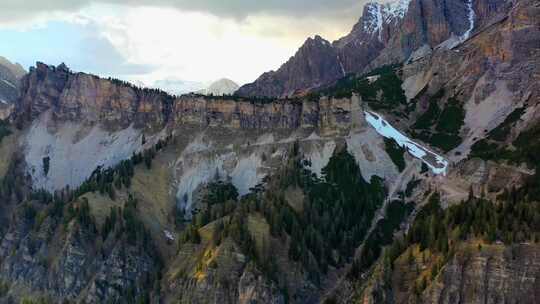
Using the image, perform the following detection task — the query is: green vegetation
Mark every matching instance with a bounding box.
[0,119,10,144]
[435,97,466,134]
[405,177,421,198]
[488,107,525,141]
[411,92,465,152]
[412,90,443,130]
[72,134,172,200]
[428,133,462,153]
[384,188,540,275]
[470,107,530,165]
[203,181,239,207]
[65,198,97,232]
[42,156,50,176]
[471,119,540,200]
[263,144,386,282]
[384,138,406,172]
[177,143,388,286]
[0,280,7,298]
[313,64,406,110]
[350,200,413,277]
[20,297,53,304]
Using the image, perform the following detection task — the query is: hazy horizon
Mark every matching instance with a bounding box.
[0,0,376,86]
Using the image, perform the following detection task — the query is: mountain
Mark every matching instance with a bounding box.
[0,56,26,119]
[236,0,509,98]
[0,56,26,80]
[197,78,239,96]
[0,0,539,303]
[152,78,207,95]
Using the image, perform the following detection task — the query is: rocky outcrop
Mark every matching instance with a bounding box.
[422,243,540,304]
[400,0,540,161]
[17,63,167,130]
[165,239,285,304]
[15,62,356,134]
[236,0,514,98]
[236,35,345,97]
[0,56,25,119]
[0,202,160,303]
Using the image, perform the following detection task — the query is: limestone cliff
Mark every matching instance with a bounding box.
[236,0,512,98]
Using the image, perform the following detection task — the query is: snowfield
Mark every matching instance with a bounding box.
[364,110,448,175]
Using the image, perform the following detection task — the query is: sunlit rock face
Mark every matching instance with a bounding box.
[236,0,512,99]
[13,62,408,220]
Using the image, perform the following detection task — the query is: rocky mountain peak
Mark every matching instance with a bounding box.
[237,0,513,98]
[0,56,26,79]
[199,78,239,96]
[235,35,344,97]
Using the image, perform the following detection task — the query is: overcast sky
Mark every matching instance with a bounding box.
[0,0,372,85]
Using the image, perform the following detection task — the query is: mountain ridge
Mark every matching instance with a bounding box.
[0,0,539,303]
[236,0,510,98]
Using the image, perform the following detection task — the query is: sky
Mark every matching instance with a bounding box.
[0,0,372,86]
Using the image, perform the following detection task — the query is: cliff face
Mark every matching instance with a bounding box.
[355,242,540,304]
[1,1,539,303]
[16,62,355,134]
[236,0,512,98]
[422,243,540,304]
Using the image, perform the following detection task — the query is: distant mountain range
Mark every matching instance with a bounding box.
[151,78,208,96]
[151,78,239,96]
[196,78,239,96]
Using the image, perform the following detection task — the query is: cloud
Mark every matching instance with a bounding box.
[0,20,154,77]
[0,0,366,24]
[0,1,375,84]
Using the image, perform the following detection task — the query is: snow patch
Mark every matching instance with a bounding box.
[436,1,475,49]
[337,55,346,77]
[363,3,384,37]
[382,0,411,21]
[461,0,476,41]
[363,0,411,40]
[364,111,448,175]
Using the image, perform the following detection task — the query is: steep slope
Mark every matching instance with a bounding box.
[236,35,345,97]
[1,57,429,302]
[236,0,510,98]
[0,56,25,119]
[0,0,539,303]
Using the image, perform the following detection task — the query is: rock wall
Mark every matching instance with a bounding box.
[16,63,356,134]
[422,243,540,304]
[236,0,514,98]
